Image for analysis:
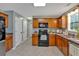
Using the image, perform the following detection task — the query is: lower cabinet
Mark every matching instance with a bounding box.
[49,34,55,46]
[62,38,69,56]
[56,35,69,56]
[5,35,13,52]
[32,34,38,46]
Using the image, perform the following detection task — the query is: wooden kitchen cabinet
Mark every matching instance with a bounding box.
[5,34,13,52]
[48,18,58,28]
[32,34,38,46]
[58,18,62,28]
[62,15,68,28]
[56,35,62,50]
[48,18,52,28]
[33,18,39,28]
[56,35,69,56]
[58,15,67,28]
[62,38,69,56]
[39,18,48,23]
[51,19,58,28]
[0,12,8,28]
[49,34,55,46]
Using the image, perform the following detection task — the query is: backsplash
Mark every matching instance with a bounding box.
[32,29,39,34]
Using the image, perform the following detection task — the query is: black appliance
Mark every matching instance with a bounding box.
[38,23,49,47]
[39,23,48,28]
[0,16,5,41]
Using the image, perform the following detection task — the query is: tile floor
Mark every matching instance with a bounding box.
[0,41,5,56]
[6,39,64,56]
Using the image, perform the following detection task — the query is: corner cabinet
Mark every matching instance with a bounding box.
[33,18,39,28]
[58,15,67,29]
[0,12,8,28]
[62,15,68,28]
[32,34,38,46]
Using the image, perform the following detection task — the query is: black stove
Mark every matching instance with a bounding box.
[38,23,49,47]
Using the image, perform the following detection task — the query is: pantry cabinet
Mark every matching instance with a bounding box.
[33,18,39,28]
[49,34,55,46]
[32,34,38,46]
[0,12,8,28]
[5,34,13,52]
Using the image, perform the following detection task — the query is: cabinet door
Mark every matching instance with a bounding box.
[48,18,52,28]
[5,35,13,52]
[48,18,58,28]
[8,36,13,50]
[5,37,9,52]
[4,15,8,28]
[51,19,58,28]
[49,34,55,46]
[0,12,8,28]
[58,19,62,28]
[62,15,67,28]
[63,39,69,56]
[32,35,38,46]
[33,18,38,28]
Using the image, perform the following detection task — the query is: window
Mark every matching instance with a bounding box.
[70,13,79,30]
[68,9,79,31]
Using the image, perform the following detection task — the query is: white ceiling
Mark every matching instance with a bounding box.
[0,3,78,18]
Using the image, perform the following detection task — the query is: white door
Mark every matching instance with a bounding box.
[14,17,23,47]
[27,20,32,39]
[23,20,27,41]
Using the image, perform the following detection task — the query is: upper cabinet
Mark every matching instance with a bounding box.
[38,18,48,23]
[58,15,67,29]
[33,18,58,28]
[33,18,39,28]
[62,15,68,29]
[0,12,8,28]
[48,18,58,28]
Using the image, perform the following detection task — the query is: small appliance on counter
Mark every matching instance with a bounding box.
[0,16,5,41]
[56,29,63,34]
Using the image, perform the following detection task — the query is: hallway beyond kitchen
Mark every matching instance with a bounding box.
[6,39,63,56]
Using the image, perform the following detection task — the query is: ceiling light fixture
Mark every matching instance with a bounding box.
[33,3,46,7]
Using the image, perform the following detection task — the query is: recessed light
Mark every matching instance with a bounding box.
[27,17,33,20]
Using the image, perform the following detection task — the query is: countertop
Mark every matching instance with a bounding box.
[0,40,5,44]
[57,34,79,45]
